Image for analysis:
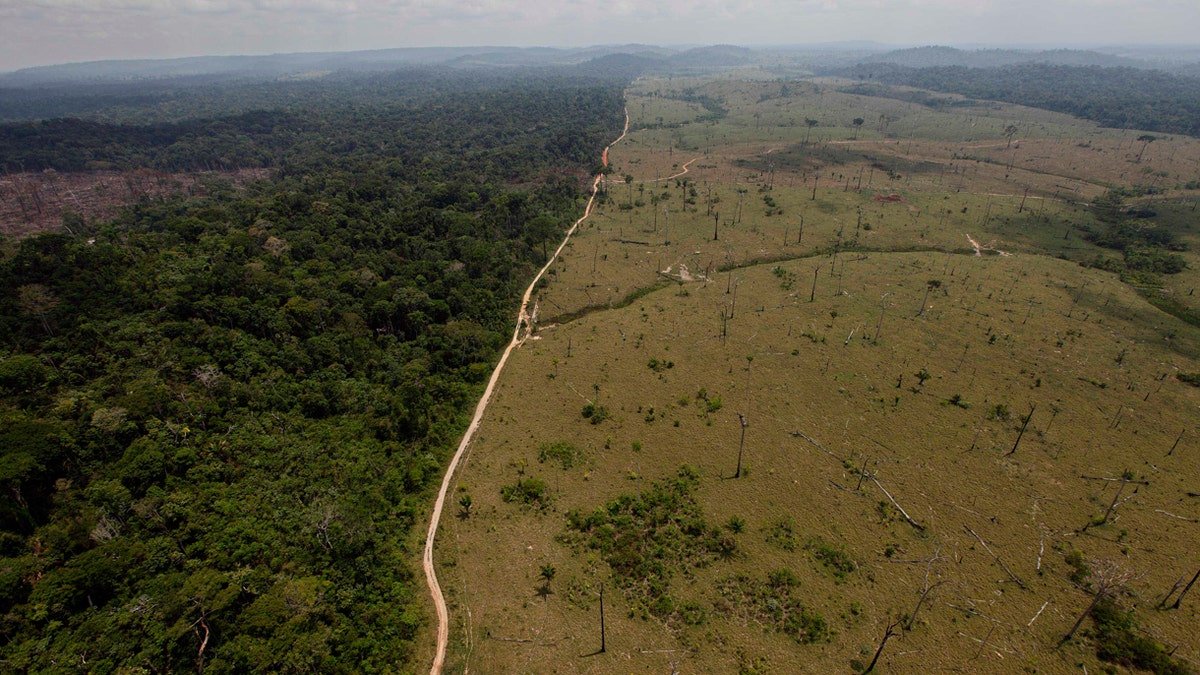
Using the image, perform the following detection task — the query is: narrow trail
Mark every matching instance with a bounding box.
[650,156,701,182]
[423,108,629,675]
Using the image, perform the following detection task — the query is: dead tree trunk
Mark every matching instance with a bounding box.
[1171,566,1200,610]
[1168,428,1184,456]
[964,525,1027,589]
[861,619,899,674]
[1060,593,1104,647]
[599,583,607,653]
[1091,471,1135,528]
[905,580,948,630]
[1005,404,1035,456]
[735,414,748,478]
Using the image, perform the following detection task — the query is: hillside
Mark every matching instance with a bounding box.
[437,71,1200,674]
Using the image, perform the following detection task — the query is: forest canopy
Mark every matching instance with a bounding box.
[0,66,627,672]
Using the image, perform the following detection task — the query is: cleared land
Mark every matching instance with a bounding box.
[431,73,1200,674]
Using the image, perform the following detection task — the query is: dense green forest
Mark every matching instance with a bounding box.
[0,68,623,174]
[0,67,626,672]
[836,63,1200,137]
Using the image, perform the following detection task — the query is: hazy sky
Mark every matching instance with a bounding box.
[2,0,1198,72]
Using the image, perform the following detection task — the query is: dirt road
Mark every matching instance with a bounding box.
[422,108,629,675]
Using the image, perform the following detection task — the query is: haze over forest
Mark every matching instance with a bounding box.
[3,0,1200,72]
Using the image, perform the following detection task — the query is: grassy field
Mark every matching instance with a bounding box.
[431,72,1200,674]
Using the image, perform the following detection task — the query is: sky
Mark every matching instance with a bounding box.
[2,0,1199,72]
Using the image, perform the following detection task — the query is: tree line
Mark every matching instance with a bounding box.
[836,63,1200,137]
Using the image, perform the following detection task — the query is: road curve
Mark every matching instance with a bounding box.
[423,108,630,675]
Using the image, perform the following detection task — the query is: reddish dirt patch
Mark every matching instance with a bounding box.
[872,193,905,203]
[0,167,269,239]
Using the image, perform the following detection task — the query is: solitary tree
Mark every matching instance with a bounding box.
[458,494,473,518]
[804,118,819,144]
[1004,124,1019,149]
[917,279,942,317]
[539,563,557,593]
[852,117,864,140]
[1135,134,1156,162]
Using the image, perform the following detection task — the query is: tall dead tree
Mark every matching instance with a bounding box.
[1059,558,1139,647]
[598,583,607,653]
[1168,428,1184,456]
[1005,404,1035,456]
[1097,470,1135,527]
[735,413,748,478]
[861,618,900,674]
[1171,566,1200,610]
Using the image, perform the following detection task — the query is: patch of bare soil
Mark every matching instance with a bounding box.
[0,167,269,239]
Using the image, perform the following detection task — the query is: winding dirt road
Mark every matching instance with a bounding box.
[651,156,702,182]
[423,109,629,675]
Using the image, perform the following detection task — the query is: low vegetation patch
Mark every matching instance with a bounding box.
[560,466,735,623]
[805,536,857,581]
[538,441,584,469]
[714,569,831,644]
[1091,599,1195,675]
[580,402,611,424]
[1178,372,1200,387]
[764,516,799,551]
[500,477,551,509]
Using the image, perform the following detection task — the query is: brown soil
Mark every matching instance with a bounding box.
[0,167,269,239]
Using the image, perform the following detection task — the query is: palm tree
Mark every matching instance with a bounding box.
[1004,124,1019,149]
[1135,134,1156,162]
[804,118,819,144]
[539,564,557,597]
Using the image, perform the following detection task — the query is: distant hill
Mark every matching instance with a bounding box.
[0,48,498,84]
[0,45,678,86]
[668,45,757,68]
[571,53,664,81]
[861,46,1147,70]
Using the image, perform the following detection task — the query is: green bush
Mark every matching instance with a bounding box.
[538,441,582,469]
[500,477,551,509]
[806,537,857,581]
[581,403,610,424]
[1092,599,1194,675]
[716,571,830,644]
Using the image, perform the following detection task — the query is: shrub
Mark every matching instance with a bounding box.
[500,477,551,509]
[764,517,797,551]
[1092,599,1195,675]
[538,441,582,469]
[1178,372,1200,387]
[806,537,857,581]
[715,571,830,644]
[581,403,610,424]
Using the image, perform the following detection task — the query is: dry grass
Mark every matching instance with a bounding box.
[431,74,1200,675]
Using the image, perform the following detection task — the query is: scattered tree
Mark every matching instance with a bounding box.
[1135,134,1156,162]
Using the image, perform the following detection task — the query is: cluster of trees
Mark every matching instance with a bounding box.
[0,67,626,671]
[1083,190,1189,276]
[836,63,1200,137]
